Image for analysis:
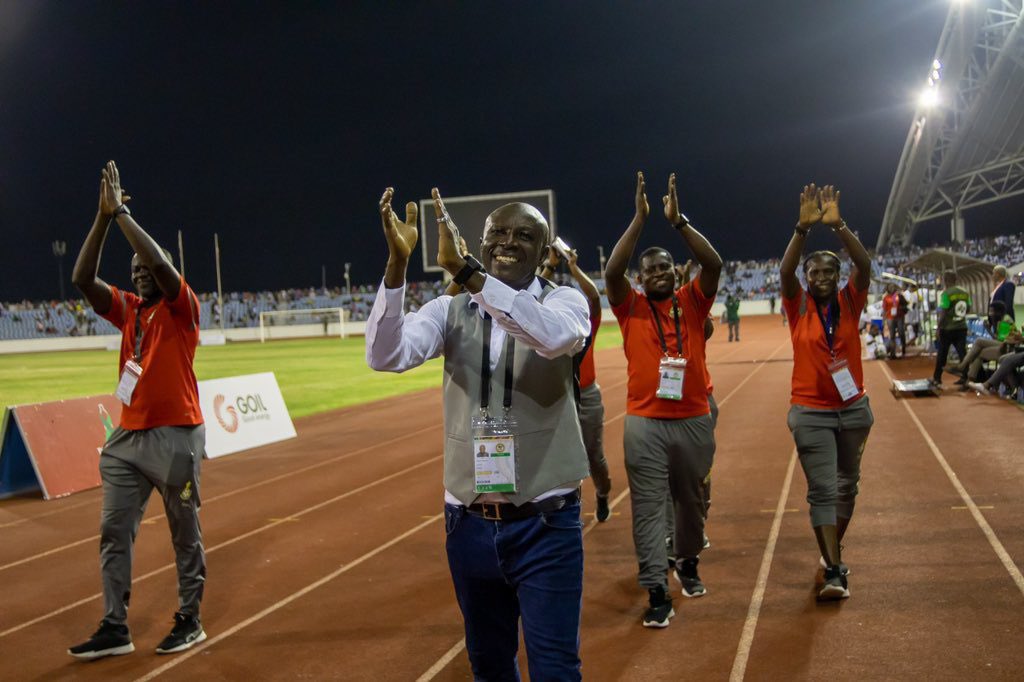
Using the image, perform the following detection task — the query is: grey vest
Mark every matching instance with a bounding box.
[442,284,590,506]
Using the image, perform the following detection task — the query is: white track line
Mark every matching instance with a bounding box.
[0,393,434,532]
[729,448,798,682]
[134,514,444,682]
[416,343,789,681]
[0,423,441,572]
[0,497,97,530]
[0,455,442,638]
[877,362,1024,597]
[139,389,640,680]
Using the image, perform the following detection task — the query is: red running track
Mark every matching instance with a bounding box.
[1,315,1022,680]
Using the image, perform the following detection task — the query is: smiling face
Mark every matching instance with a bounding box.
[130,254,160,302]
[639,249,676,301]
[481,203,549,290]
[804,253,840,303]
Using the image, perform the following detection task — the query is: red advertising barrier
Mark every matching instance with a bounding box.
[0,396,121,500]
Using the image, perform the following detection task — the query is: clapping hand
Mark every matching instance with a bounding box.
[635,172,649,222]
[432,188,466,275]
[99,161,131,216]
[797,184,823,230]
[662,173,683,225]
[379,187,419,262]
[819,185,842,227]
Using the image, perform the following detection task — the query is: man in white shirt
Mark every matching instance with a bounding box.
[366,187,591,681]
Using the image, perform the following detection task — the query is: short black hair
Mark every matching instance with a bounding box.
[802,250,840,273]
[944,271,958,285]
[990,300,1006,316]
[639,246,672,265]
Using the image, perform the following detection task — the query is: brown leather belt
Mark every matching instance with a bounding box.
[465,490,580,522]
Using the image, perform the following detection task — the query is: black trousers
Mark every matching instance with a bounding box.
[933,328,967,382]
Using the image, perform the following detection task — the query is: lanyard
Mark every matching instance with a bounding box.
[480,315,515,413]
[647,294,683,357]
[133,303,156,362]
[814,298,836,355]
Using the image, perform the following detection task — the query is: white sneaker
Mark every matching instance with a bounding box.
[966,381,991,395]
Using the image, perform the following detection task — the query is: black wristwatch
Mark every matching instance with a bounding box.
[453,255,485,285]
[112,203,131,219]
[673,212,691,230]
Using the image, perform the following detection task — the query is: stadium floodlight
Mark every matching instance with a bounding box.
[919,86,940,109]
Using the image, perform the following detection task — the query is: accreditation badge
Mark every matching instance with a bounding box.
[115,359,143,405]
[656,356,687,401]
[471,413,518,494]
[828,358,859,401]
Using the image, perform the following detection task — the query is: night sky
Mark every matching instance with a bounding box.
[2,1,994,302]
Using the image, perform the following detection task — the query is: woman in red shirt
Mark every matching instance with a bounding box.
[780,184,874,601]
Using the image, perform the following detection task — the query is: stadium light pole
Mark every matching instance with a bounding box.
[321,264,326,292]
[214,233,225,332]
[344,262,352,297]
[51,240,67,300]
[597,245,606,281]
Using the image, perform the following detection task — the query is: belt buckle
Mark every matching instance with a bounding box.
[481,502,502,521]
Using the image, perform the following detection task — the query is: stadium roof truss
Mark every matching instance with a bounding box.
[879,0,1024,249]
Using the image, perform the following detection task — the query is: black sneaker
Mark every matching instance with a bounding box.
[818,548,850,575]
[155,612,207,654]
[674,557,707,598]
[68,620,134,660]
[595,494,610,522]
[817,565,850,601]
[642,586,675,628]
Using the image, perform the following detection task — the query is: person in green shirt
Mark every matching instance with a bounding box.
[724,292,741,342]
[932,271,972,385]
[953,300,1016,385]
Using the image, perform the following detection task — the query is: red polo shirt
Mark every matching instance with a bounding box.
[101,276,204,430]
[612,282,714,419]
[578,309,600,389]
[783,280,868,409]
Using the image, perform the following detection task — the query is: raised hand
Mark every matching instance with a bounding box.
[567,248,579,269]
[99,160,131,216]
[432,188,465,275]
[379,187,419,262]
[819,185,842,227]
[662,173,683,225]
[635,171,649,221]
[544,245,561,270]
[797,183,823,230]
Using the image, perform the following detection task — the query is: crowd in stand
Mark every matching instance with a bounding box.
[3,232,1022,341]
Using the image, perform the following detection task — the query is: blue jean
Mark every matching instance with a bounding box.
[444,501,584,682]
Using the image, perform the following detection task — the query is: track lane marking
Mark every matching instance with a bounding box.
[0,454,443,638]
[0,422,442,572]
[0,390,438,532]
[417,340,790,680]
[729,448,798,682]
[138,386,643,680]
[134,515,444,682]
[877,361,1024,597]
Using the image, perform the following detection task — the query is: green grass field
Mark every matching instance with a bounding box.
[0,323,625,418]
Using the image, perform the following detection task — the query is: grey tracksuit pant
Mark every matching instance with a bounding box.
[579,383,611,497]
[787,396,873,528]
[99,425,206,625]
[665,394,717,554]
[625,412,715,590]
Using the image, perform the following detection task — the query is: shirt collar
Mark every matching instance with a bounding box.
[468,276,544,314]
